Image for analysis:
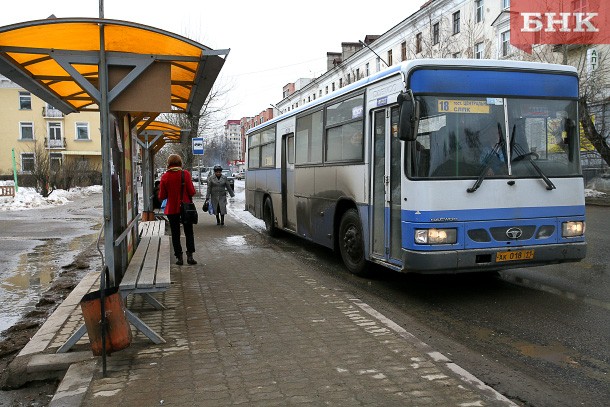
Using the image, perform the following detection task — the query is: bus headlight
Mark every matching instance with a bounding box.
[562,221,585,237]
[415,228,457,245]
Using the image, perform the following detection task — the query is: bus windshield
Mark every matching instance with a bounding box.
[409,96,580,179]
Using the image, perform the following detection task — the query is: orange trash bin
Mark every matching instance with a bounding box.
[80,286,132,355]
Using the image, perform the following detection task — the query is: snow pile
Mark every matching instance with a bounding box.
[585,188,608,198]
[0,182,102,211]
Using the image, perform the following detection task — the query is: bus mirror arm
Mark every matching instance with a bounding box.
[397,90,419,141]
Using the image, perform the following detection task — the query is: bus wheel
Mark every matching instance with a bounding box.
[339,209,368,276]
[263,197,277,237]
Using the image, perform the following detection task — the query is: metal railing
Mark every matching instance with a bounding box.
[42,106,64,118]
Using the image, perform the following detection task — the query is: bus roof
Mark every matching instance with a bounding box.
[246,59,577,135]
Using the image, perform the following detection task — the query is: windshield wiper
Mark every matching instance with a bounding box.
[467,123,505,193]
[509,125,556,190]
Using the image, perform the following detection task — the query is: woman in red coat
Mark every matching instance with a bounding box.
[158,154,197,265]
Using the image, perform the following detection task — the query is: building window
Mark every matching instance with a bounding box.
[21,153,35,173]
[347,73,351,84]
[339,78,343,88]
[19,92,31,110]
[474,42,484,59]
[433,23,440,45]
[475,0,484,23]
[20,122,34,140]
[401,41,407,61]
[76,122,90,140]
[416,32,422,54]
[48,122,62,141]
[453,11,460,35]
[501,30,511,57]
[356,68,360,79]
[319,90,323,97]
[366,63,370,76]
[50,153,62,172]
[502,0,510,9]
[387,49,393,65]
[325,86,328,95]
[332,82,335,92]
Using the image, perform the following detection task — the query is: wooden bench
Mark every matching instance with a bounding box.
[57,235,171,353]
[119,236,171,344]
[139,219,166,237]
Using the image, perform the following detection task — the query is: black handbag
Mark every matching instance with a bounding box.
[202,200,209,212]
[180,171,198,224]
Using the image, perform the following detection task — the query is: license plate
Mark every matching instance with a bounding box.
[495,250,535,262]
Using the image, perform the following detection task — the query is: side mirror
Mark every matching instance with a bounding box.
[398,90,419,141]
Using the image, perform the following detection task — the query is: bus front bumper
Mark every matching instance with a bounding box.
[400,242,587,274]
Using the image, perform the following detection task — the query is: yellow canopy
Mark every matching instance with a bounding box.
[137,120,182,152]
[0,18,229,116]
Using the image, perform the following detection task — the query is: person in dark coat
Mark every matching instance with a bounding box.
[205,165,235,225]
[152,180,162,209]
[158,154,197,265]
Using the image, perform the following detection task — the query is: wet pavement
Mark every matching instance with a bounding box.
[0,193,102,334]
[6,195,517,407]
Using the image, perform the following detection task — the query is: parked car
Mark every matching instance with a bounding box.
[233,172,245,180]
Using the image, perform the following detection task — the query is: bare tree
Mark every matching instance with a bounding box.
[525,44,610,166]
[159,80,232,171]
[27,141,54,197]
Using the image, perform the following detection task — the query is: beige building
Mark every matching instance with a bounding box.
[0,75,101,180]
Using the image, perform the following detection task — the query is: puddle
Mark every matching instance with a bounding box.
[0,232,98,334]
[513,341,579,366]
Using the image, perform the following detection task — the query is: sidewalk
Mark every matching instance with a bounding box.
[11,208,517,406]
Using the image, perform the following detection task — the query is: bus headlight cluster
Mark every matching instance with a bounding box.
[415,228,457,245]
[562,221,585,237]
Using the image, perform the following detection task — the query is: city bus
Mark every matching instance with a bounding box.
[245,59,586,275]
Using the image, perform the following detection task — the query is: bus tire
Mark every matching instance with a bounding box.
[339,209,368,276]
[263,197,277,237]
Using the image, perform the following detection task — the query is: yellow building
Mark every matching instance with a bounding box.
[0,74,101,182]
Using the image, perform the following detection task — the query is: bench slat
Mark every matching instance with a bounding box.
[140,220,165,237]
[138,237,160,289]
[121,237,151,290]
[155,237,171,288]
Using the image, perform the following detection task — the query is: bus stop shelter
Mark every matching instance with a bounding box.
[0,18,229,283]
[136,120,182,220]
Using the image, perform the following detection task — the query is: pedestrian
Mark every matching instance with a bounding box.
[158,154,197,265]
[152,180,162,209]
[205,165,235,226]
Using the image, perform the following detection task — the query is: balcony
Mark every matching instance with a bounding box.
[44,138,66,149]
[42,106,64,118]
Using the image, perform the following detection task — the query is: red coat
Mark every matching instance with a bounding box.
[158,167,196,215]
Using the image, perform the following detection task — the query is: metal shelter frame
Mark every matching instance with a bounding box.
[0,18,229,283]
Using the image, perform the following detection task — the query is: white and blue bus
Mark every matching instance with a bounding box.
[245,59,586,275]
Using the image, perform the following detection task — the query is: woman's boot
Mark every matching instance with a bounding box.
[176,254,184,265]
[186,252,197,265]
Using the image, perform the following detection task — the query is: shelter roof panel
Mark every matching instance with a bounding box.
[0,18,229,116]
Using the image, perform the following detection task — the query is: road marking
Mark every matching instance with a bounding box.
[350,299,517,406]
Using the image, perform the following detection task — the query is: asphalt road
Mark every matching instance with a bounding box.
[263,204,610,407]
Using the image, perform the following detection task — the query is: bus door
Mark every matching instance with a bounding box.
[281,133,296,231]
[371,106,402,264]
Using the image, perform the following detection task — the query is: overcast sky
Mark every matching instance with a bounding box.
[0,0,426,125]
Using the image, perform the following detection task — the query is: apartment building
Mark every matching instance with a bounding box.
[0,75,101,181]
[275,0,608,126]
